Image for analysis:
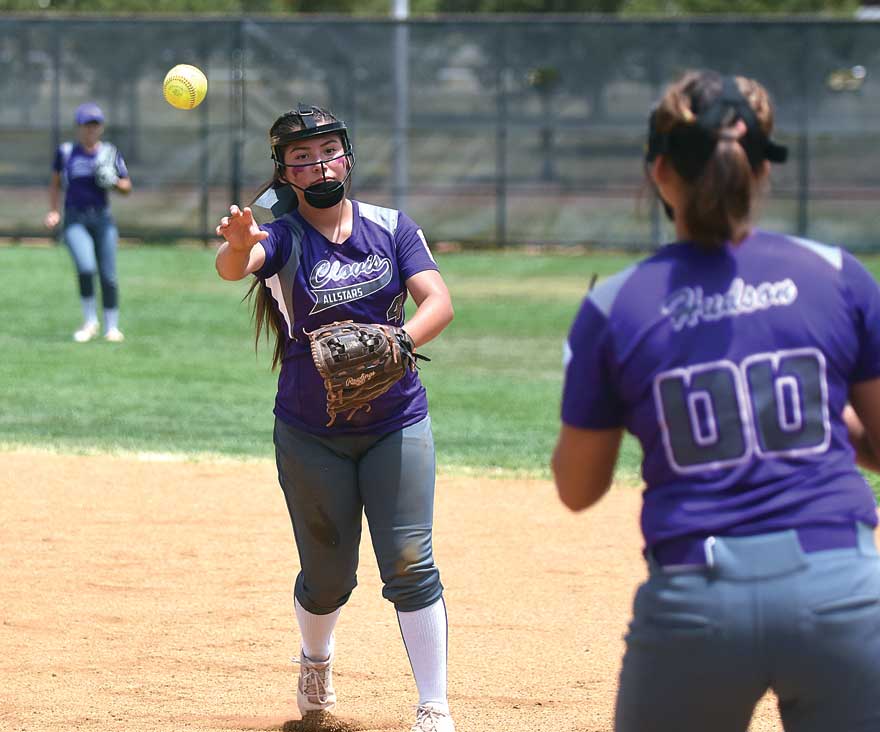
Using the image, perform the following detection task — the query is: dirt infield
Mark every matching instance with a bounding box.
[1,450,790,732]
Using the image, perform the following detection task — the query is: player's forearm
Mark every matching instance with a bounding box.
[48,181,60,212]
[403,293,453,348]
[552,426,622,512]
[116,177,132,195]
[844,404,880,473]
[215,242,254,281]
[214,241,263,280]
[852,432,880,473]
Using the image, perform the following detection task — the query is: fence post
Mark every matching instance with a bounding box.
[230,19,245,211]
[495,24,508,249]
[796,25,812,238]
[199,39,211,245]
[48,22,62,246]
[648,56,663,248]
[391,6,410,213]
[50,23,61,157]
[22,29,32,129]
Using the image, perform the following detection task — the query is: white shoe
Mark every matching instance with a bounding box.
[411,703,454,732]
[73,321,99,343]
[294,647,336,714]
[103,328,125,343]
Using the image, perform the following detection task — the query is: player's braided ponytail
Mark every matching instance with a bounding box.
[654,72,776,248]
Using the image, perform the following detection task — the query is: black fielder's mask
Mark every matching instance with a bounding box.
[270,104,356,211]
[644,75,788,221]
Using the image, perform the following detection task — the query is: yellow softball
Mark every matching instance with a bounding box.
[163,64,208,110]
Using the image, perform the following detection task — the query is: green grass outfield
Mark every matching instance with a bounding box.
[2,243,879,492]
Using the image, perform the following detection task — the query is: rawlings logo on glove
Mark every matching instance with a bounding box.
[306,320,429,426]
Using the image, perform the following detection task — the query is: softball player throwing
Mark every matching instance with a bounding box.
[553,70,880,732]
[45,102,132,342]
[214,105,455,732]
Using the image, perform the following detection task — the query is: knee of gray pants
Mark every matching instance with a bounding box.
[374,528,443,611]
[64,224,97,275]
[294,571,357,615]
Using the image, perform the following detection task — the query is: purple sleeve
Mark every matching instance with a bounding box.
[253,220,292,280]
[115,150,129,179]
[560,297,625,429]
[396,213,439,281]
[844,252,880,382]
[52,147,63,172]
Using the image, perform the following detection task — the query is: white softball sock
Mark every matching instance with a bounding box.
[104,308,119,332]
[294,597,340,662]
[397,597,449,713]
[81,296,98,325]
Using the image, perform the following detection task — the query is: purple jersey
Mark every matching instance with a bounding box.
[561,230,880,552]
[52,141,128,211]
[254,200,439,436]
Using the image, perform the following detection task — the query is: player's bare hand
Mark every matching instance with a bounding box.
[216,205,268,252]
[44,210,60,229]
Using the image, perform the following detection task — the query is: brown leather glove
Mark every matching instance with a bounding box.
[306,321,428,426]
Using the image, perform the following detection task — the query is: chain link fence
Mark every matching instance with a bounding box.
[2,15,880,250]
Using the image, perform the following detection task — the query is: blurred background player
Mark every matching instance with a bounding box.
[45,102,132,343]
[553,69,880,732]
[214,105,455,732]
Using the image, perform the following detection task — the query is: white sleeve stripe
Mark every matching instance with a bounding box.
[562,340,573,369]
[416,229,436,264]
[265,273,294,338]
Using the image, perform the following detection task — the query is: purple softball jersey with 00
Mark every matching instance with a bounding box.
[254,200,439,436]
[561,230,880,553]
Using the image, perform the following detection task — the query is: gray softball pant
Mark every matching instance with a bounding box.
[63,206,119,308]
[273,414,443,615]
[615,523,880,732]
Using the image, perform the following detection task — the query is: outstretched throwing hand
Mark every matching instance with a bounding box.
[216,205,269,251]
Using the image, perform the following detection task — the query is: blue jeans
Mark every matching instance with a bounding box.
[63,206,119,310]
[273,415,443,614]
[615,524,880,732]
